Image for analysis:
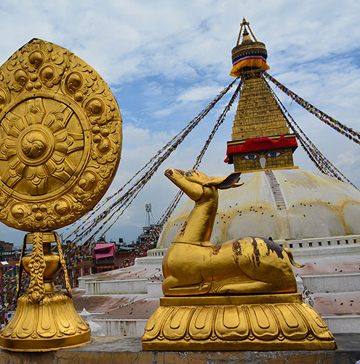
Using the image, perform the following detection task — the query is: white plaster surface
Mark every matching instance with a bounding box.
[93,318,148,337]
[322,315,360,334]
[158,169,360,248]
[85,279,148,295]
[147,281,163,298]
[301,273,360,293]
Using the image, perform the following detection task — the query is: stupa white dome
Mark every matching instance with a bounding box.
[157,168,360,249]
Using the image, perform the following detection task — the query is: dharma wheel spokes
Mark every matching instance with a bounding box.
[0,38,122,351]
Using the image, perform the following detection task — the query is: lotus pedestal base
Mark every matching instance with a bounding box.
[0,291,90,352]
[142,293,336,351]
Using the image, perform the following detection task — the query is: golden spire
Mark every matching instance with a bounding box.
[235,18,258,45]
[226,21,298,173]
[230,18,269,78]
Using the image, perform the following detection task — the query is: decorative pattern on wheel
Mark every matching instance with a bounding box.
[0,39,122,231]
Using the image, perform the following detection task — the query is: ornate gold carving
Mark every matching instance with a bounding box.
[26,232,46,303]
[143,169,335,351]
[142,294,336,350]
[0,292,90,351]
[162,169,301,296]
[0,38,122,231]
[0,39,118,351]
[2,232,90,351]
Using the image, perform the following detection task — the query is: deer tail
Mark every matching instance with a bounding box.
[284,248,304,268]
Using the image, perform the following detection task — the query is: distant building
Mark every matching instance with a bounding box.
[136,224,160,248]
[93,242,116,273]
[68,260,93,288]
[0,241,20,262]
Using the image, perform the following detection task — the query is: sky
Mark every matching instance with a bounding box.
[0,0,359,246]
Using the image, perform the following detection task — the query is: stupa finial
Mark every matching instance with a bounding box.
[236,18,258,46]
[230,18,269,77]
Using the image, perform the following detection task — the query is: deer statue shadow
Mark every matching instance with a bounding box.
[162,168,303,296]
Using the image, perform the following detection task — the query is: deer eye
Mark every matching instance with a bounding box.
[185,172,193,177]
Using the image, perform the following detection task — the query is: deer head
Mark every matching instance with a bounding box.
[164,168,243,201]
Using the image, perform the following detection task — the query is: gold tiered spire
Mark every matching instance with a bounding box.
[226,19,298,172]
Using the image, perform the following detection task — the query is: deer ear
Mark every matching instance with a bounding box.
[233,182,244,188]
[205,172,242,190]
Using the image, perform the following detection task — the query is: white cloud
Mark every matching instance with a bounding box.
[123,124,151,146]
[177,85,223,103]
[336,150,360,167]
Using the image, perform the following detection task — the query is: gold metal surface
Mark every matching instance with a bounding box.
[142,294,336,351]
[0,39,122,231]
[0,232,90,352]
[143,168,335,350]
[0,39,122,351]
[231,75,295,172]
[162,168,300,296]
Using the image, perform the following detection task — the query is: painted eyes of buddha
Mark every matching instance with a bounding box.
[243,151,282,160]
[267,152,281,158]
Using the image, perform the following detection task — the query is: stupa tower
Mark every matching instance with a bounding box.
[226,18,298,172]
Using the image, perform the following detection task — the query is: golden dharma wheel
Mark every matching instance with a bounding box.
[0,39,122,231]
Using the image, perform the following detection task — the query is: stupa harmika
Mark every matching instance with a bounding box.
[76,19,360,336]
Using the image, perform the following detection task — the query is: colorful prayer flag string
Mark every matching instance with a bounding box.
[264,76,358,189]
[156,79,244,231]
[263,72,360,145]
[62,77,240,247]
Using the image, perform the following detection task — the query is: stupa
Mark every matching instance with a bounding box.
[158,20,360,246]
[75,19,360,337]
[154,19,360,334]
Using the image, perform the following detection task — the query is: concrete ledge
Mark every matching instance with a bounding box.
[78,276,95,289]
[135,255,164,265]
[301,273,360,293]
[1,335,360,364]
[323,314,360,334]
[85,278,148,295]
[93,318,148,337]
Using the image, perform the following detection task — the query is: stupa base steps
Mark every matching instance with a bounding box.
[142,293,336,351]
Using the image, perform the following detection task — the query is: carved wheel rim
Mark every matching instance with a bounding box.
[0,39,122,232]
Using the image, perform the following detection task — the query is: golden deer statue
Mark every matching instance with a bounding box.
[162,168,303,296]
